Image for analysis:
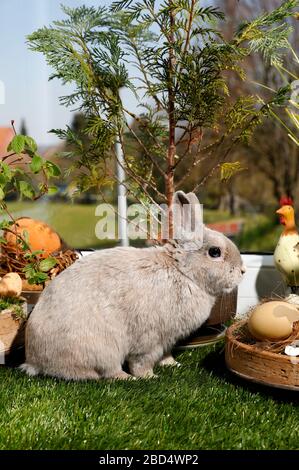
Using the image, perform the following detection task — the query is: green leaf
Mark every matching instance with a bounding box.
[0,188,5,201]
[7,135,26,154]
[39,257,57,272]
[18,233,31,252]
[0,220,13,230]
[44,161,61,177]
[48,186,58,195]
[28,272,49,285]
[30,155,43,173]
[21,229,30,246]
[19,181,36,199]
[23,250,45,259]
[0,162,12,180]
[23,264,36,278]
[25,136,38,153]
[220,162,246,182]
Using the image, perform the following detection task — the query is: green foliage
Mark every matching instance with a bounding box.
[47,186,59,195]
[22,254,57,285]
[0,297,25,319]
[220,162,246,182]
[30,155,43,174]
[43,161,61,178]
[0,130,62,285]
[18,181,36,200]
[251,21,299,148]
[1,132,61,202]
[27,1,297,201]
[24,136,38,154]
[235,0,298,66]
[39,257,57,273]
[28,5,129,194]
[7,135,39,156]
[7,135,26,154]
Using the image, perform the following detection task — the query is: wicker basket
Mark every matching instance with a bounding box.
[225,321,299,391]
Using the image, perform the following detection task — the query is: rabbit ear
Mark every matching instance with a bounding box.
[172,191,203,249]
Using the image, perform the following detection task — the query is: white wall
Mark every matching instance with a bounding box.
[237,254,286,317]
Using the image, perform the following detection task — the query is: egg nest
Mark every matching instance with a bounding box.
[232,298,299,355]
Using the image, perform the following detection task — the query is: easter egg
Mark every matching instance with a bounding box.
[248,301,299,341]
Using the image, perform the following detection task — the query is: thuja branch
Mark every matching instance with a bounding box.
[124,118,166,178]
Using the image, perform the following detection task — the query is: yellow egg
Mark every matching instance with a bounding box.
[248,301,299,341]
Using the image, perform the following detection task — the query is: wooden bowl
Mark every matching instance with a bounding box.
[225,321,299,391]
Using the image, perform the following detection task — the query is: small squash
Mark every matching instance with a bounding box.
[4,217,62,257]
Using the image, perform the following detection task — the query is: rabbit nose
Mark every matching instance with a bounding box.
[241,264,246,275]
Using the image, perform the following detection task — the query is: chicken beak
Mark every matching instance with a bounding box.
[276,208,285,216]
[276,207,287,225]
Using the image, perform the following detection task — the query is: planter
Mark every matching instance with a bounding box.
[206,288,238,326]
[176,288,238,349]
[225,321,299,391]
[22,290,42,315]
[0,283,42,365]
[20,279,43,315]
[0,306,27,363]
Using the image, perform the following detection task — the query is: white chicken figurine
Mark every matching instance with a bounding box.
[274,197,299,293]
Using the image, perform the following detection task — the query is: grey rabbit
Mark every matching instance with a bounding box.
[21,191,245,380]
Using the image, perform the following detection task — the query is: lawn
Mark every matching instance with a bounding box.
[1,344,299,450]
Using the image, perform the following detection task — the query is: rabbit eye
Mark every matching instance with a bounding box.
[208,247,221,258]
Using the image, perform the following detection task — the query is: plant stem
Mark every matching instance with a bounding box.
[182,0,196,56]
[166,0,176,240]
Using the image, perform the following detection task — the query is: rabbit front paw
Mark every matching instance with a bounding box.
[159,354,180,367]
[130,365,158,379]
[129,359,158,379]
[108,371,137,381]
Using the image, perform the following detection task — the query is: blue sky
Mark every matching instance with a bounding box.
[0,0,138,145]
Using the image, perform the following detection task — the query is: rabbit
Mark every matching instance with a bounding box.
[20,191,245,381]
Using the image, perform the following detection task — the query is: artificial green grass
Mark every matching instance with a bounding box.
[1,344,299,450]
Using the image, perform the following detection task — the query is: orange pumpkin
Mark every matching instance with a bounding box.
[4,218,62,257]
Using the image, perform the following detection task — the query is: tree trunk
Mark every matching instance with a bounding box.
[166,0,176,240]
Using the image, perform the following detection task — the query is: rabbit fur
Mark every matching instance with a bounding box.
[21,191,245,380]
